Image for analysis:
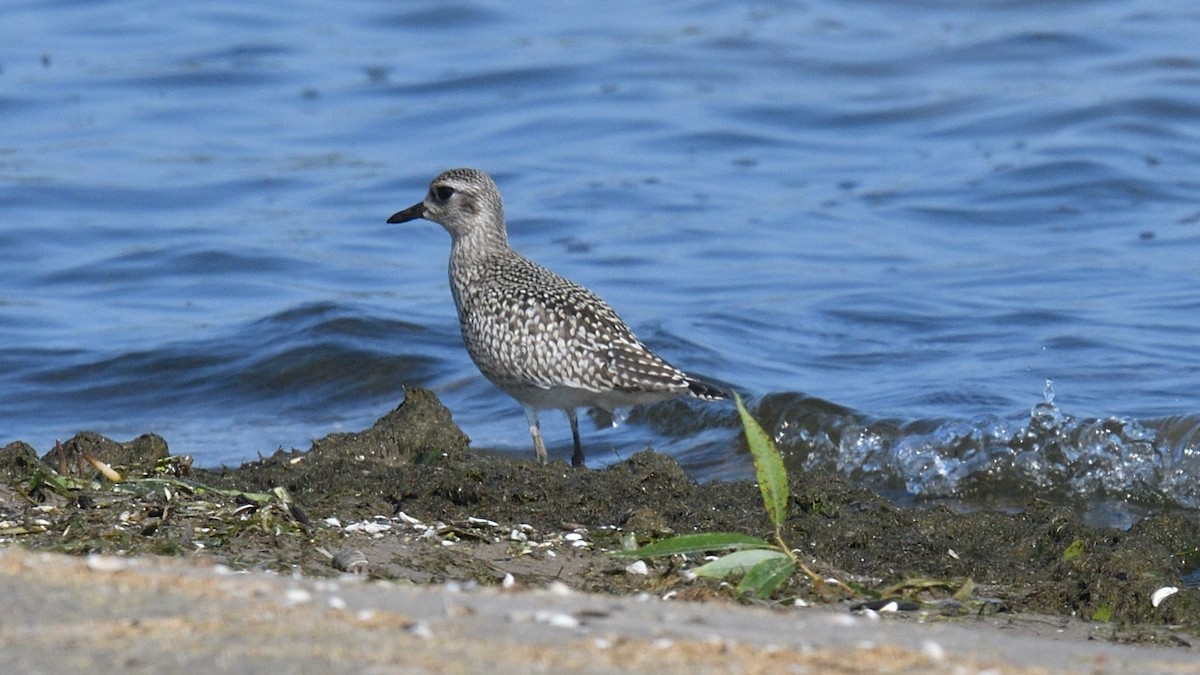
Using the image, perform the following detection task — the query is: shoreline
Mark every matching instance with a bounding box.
[1,387,1198,671]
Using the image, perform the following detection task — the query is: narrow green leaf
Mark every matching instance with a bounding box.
[735,393,789,530]
[737,557,797,598]
[691,549,790,579]
[611,532,773,558]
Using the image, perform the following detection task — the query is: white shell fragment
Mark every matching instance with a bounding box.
[534,611,580,629]
[625,560,649,576]
[396,511,424,526]
[344,520,392,535]
[1151,586,1179,608]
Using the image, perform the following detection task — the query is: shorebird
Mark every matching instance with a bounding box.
[387,168,726,466]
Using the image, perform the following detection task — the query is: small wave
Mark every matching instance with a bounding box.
[756,381,1200,521]
[0,302,442,459]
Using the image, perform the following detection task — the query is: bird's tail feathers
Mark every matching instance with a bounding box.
[686,377,729,401]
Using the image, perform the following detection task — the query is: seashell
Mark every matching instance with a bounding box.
[1151,586,1179,608]
[331,548,369,574]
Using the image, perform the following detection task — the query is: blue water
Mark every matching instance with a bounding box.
[3,1,1200,523]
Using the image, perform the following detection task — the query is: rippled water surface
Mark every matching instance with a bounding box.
[3,1,1200,523]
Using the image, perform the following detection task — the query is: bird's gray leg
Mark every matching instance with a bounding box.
[522,404,548,465]
[565,408,584,467]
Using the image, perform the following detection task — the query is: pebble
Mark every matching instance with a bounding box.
[283,588,312,605]
[331,548,368,574]
[85,554,128,573]
[534,611,580,629]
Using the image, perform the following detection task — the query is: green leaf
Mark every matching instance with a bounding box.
[1091,604,1112,622]
[692,549,790,579]
[737,556,797,598]
[611,532,773,558]
[735,393,789,530]
[1062,538,1085,561]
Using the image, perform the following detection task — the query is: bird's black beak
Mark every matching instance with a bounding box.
[387,201,425,224]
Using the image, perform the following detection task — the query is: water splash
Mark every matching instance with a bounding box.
[758,386,1200,520]
[610,408,630,429]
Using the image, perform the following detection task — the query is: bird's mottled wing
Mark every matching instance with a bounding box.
[456,256,691,395]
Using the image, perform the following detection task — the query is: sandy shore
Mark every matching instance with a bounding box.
[2,547,1198,674]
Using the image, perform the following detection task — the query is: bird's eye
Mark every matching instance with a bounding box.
[433,186,454,202]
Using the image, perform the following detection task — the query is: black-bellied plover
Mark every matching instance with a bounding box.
[387,168,727,466]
